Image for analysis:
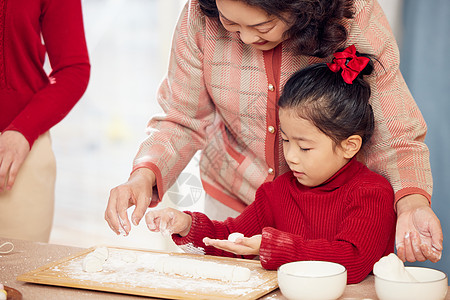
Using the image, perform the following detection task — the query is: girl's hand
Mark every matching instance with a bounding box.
[145,207,192,237]
[203,234,262,256]
[396,194,443,263]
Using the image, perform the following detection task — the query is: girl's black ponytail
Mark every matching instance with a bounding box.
[278,44,377,148]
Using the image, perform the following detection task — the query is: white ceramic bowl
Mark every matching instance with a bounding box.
[375,266,448,300]
[277,261,347,300]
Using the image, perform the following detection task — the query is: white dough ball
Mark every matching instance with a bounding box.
[93,247,109,261]
[232,266,251,281]
[85,248,108,262]
[228,232,244,243]
[82,256,103,272]
[86,252,103,262]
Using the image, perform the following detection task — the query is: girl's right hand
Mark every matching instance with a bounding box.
[145,207,192,237]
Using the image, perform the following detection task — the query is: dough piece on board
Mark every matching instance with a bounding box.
[153,256,251,282]
[82,247,109,272]
[93,247,109,261]
[82,256,104,272]
[233,266,252,281]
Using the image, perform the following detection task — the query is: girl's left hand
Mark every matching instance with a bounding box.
[145,207,192,237]
[203,234,262,256]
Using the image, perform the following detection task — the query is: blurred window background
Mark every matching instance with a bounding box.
[49,0,449,274]
[49,0,189,252]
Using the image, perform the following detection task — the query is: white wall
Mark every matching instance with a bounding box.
[378,0,404,45]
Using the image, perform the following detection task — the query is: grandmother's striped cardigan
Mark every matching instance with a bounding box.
[133,0,431,211]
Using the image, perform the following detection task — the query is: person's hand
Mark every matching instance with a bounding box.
[105,168,156,236]
[203,234,262,256]
[145,207,192,237]
[396,194,443,263]
[0,131,30,192]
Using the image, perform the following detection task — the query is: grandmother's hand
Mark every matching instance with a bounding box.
[0,131,30,192]
[105,168,156,236]
[395,194,443,263]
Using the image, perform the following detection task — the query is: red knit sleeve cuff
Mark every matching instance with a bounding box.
[3,126,36,148]
[394,187,431,212]
[260,227,300,270]
[172,212,219,255]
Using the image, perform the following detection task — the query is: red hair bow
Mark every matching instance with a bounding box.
[327,45,370,84]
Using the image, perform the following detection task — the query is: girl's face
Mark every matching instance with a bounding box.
[216,0,291,51]
[279,108,351,187]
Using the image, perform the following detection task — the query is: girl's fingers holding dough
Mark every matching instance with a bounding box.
[146,208,189,235]
[145,208,172,231]
[169,211,192,236]
[158,212,175,236]
[145,211,161,231]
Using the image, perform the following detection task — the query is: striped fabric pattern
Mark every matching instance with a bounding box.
[133,0,432,210]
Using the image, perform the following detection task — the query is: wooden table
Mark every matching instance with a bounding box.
[1,237,449,299]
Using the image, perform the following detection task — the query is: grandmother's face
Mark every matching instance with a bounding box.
[216,0,291,51]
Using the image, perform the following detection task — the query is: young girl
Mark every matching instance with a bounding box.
[145,46,396,284]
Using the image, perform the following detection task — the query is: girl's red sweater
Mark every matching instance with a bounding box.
[173,159,396,284]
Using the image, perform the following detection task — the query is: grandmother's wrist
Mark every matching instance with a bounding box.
[396,194,430,215]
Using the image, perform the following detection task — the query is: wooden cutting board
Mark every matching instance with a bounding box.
[17,246,278,299]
